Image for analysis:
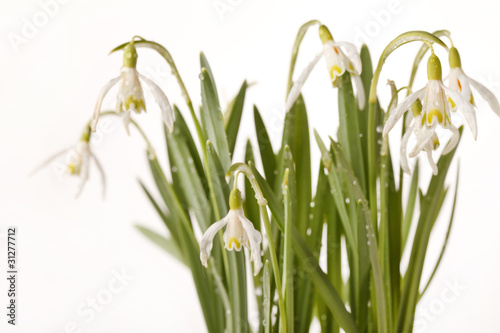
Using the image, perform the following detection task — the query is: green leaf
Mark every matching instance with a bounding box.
[420,165,460,297]
[282,169,294,333]
[135,225,185,264]
[291,96,312,236]
[263,261,272,333]
[397,128,462,333]
[243,141,261,231]
[200,54,231,171]
[224,81,248,157]
[338,73,367,193]
[166,125,211,231]
[402,161,420,251]
[254,106,277,186]
[330,140,389,333]
[249,163,358,333]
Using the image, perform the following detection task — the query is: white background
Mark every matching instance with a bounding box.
[1,0,500,332]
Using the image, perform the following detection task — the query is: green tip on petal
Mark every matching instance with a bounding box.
[411,98,423,118]
[427,53,442,80]
[229,188,242,210]
[123,40,138,68]
[81,124,91,142]
[449,47,462,68]
[319,25,334,44]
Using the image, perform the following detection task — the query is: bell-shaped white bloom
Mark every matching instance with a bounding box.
[30,127,106,198]
[200,188,263,276]
[447,47,500,117]
[384,54,474,174]
[399,102,460,175]
[92,40,175,135]
[286,25,364,112]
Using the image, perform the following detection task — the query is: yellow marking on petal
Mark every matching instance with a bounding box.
[457,78,462,92]
[427,108,443,125]
[448,96,456,109]
[330,65,342,80]
[470,93,475,105]
[228,237,241,251]
[125,96,145,113]
[68,164,77,175]
[333,46,339,55]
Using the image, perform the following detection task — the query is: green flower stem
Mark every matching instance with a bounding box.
[286,19,321,96]
[110,38,206,152]
[260,204,287,333]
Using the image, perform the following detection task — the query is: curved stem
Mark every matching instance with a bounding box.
[260,205,287,333]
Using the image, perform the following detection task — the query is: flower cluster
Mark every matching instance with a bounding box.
[383,48,500,175]
[33,39,175,196]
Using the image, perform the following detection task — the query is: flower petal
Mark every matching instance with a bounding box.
[469,77,500,117]
[424,144,438,175]
[383,87,425,137]
[91,153,106,199]
[29,148,68,177]
[122,110,131,136]
[285,49,324,113]
[409,124,436,158]
[138,73,175,132]
[442,124,459,155]
[75,146,91,198]
[336,41,362,74]
[92,76,121,132]
[200,217,229,267]
[351,73,366,110]
[443,85,477,139]
[237,209,263,275]
[400,120,415,175]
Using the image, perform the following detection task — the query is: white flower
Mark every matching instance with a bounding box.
[92,40,174,135]
[200,188,263,276]
[400,103,460,175]
[447,46,500,117]
[383,54,477,174]
[30,127,106,198]
[286,25,365,112]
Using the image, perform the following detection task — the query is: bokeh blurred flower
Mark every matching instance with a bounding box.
[31,126,105,198]
[92,40,174,135]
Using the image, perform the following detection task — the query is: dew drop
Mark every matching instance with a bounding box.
[307,228,312,236]
[310,202,315,208]
[345,198,351,204]
[376,125,383,133]
[171,166,178,172]
[198,72,204,80]
[359,133,363,138]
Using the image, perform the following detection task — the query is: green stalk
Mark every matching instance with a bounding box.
[260,205,288,333]
[282,169,294,333]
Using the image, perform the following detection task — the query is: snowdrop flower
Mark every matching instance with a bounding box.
[399,99,459,175]
[31,126,106,198]
[447,46,500,117]
[286,25,365,112]
[200,188,263,275]
[92,39,174,135]
[384,53,476,174]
